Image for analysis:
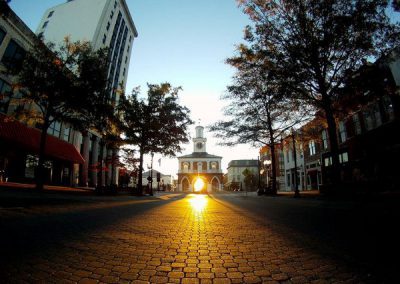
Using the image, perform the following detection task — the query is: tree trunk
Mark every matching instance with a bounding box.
[324,102,341,191]
[266,107,277,195]
[36,116,50,190]
[269,142,278,195]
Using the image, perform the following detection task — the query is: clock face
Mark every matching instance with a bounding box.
[196,142,203,149]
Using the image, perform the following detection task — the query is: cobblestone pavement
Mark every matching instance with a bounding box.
[0,193,376,283]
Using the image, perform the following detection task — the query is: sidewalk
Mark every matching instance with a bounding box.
[0,181,94,195]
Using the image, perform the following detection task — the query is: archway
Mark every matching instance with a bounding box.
[182,177,190,192]
[211,176,220,191]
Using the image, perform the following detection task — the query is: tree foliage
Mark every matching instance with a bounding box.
[210,38,311,194]
[237,0,400,188]
[119,83,193,193]
[9,39,112,189]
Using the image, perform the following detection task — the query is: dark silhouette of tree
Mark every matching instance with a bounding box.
[119,83,193,194]
[210,44,311,194]
[238,0,400,191]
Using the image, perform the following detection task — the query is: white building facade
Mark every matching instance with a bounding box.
[226,160,259,191]
[36,0,138,188]
[177,126,223,192]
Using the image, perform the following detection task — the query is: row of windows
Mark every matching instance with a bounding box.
[47,120,71,142]
[1,38,26,70]
[181,161,219,170]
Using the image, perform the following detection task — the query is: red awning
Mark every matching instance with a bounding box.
[0,114,84,164]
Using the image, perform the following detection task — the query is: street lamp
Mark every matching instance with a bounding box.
[264,159,271,190]
[257,156,264,195]
[150,152,154,196]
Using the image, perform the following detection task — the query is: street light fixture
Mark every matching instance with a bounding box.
[150,152,154,196]
[257,156,264,195]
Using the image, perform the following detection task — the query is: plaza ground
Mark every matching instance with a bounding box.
[0,184,399,283]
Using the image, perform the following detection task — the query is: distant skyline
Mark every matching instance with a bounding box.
[9,0,258,177]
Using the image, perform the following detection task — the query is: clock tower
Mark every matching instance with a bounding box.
[177,125,223,192]
[193,126,207,153]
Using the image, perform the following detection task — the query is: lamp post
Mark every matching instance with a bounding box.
[257,156,264,195]
[264,159,271,190]
[292,128,300,198]
[150,152,154,196]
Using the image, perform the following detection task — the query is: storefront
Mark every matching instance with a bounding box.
[0,114,84,185]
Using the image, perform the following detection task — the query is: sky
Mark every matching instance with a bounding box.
[9,0,258,177]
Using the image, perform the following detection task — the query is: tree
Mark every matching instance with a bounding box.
[238,0,400,190]
[119,83,193,194]
[242,168,257,191]
[9,39,111,189]
[210,43,311,194]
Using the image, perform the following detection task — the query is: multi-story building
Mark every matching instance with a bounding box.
[37,0,137,104]
[282,133,306,192]
[0,6,85,185]
[320,60,400,192]
[301,119,325,191]
[36,0,138,187]
[177,126,223,192]
[226,160,259,191]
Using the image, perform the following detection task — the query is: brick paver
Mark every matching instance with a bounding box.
[0,194,370,283]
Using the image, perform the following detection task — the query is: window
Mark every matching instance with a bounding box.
[382,96,395,121]
[102,34,107,44]
[338,121,347,143]
[114,1,117,8]
[321,130,328,149]
[48,121,61,138]
[110,11,114,19]
[63,126,71,142]
[0,27,5,46]
[309,140,316,156]
[353,114,361,135]
[0,78,12,113]
[42,21,49,29]
[25,155,39,178]
[1,39,26,70]
[123,68,126,76]
[106,22,110,31]
[47,11,54,18]
[339,152,349,164]
[363,104,382,131]
[324,157,332,167]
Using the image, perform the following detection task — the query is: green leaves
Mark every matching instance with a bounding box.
[119,83,193,157]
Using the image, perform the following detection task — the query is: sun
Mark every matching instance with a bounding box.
[194,177,205,192]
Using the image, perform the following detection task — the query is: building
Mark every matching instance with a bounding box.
[319,60,400,192]
[37,0,138,104]
[226,160,259,191]
[36,0,138,187]
[0,6,85,185]
[259,144,285,191]
[177,126,223,192]
[301,118,325,191]
[142,169,172,191]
